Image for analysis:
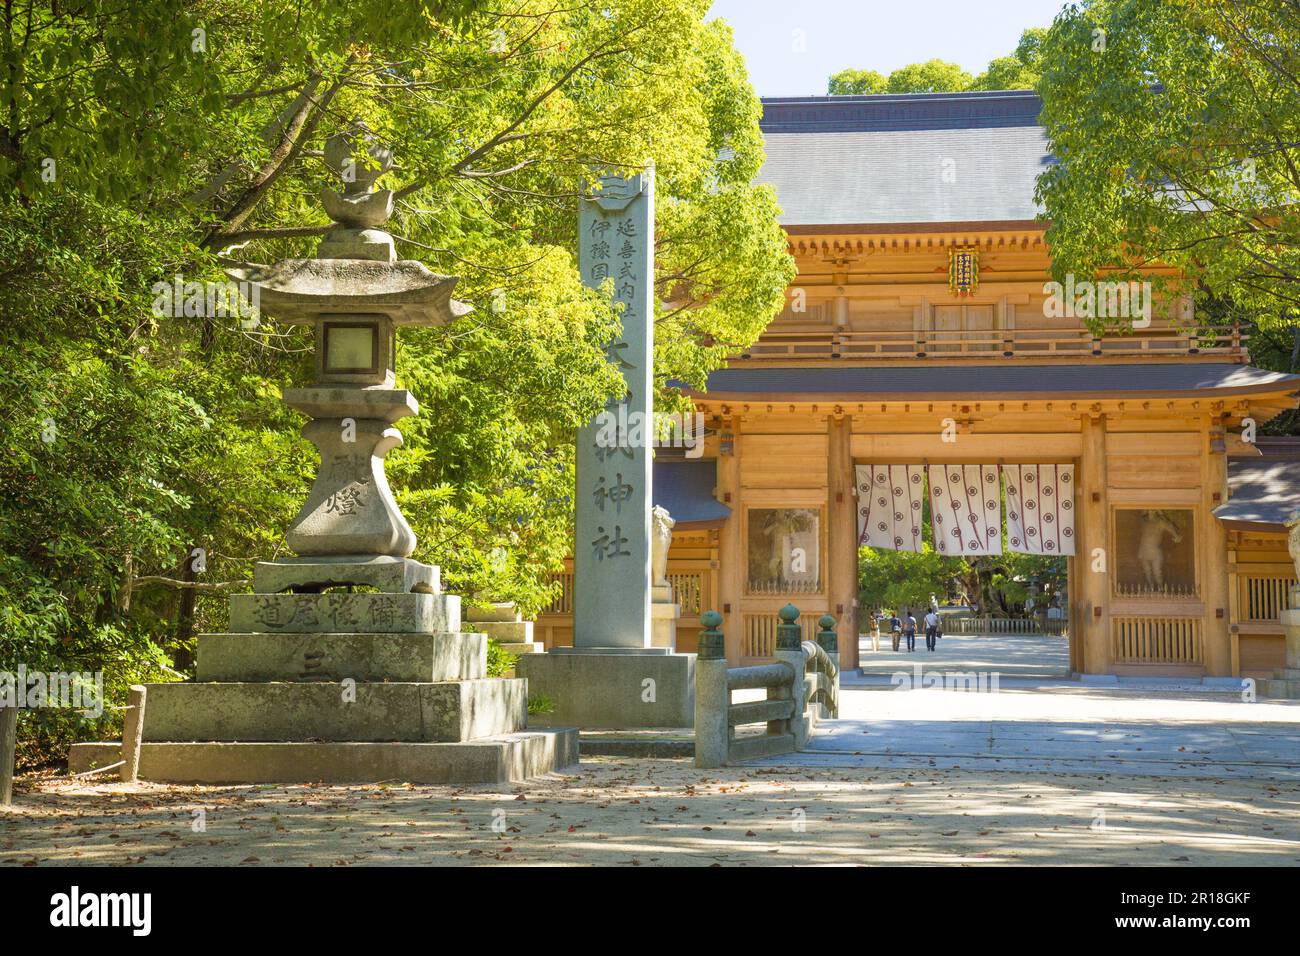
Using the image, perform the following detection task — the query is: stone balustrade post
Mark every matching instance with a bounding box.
[774,603,808,748]
[694,610,729,769]
[818,613,840,718]
[817,612,839,664]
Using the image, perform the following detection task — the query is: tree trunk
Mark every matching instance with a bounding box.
[172,546,199,672]
[204,70,349,246]
[118,551,133,614]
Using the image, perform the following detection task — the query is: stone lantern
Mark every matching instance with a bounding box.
[226,125,470,595]
[99,126,578,786]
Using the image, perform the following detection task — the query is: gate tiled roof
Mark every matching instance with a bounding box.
[758,91,1050,227]
[692,363,1300,401]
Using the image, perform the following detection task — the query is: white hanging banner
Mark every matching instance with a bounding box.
[856,464,926,552]
[928,464,1003,555]
[1002,464,1076,555]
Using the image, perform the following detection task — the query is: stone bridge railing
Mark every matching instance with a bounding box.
[694,604,839,768]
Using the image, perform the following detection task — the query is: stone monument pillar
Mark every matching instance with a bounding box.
[519,167,697,728]
[91,126,579,783]
[572,170,655,650]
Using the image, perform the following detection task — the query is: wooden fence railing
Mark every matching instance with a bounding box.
[667,571,706,617]
[1237,573,1295,624]
[944,616,1068,636]
[1111,615,1203,665]
[542,572,574,615]
[545,568,709,618]
[738,323,1245,362]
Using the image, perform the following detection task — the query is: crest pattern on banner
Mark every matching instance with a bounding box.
[928,464,1002,555]
[855,464,925,553]
[1002,464,1075,555]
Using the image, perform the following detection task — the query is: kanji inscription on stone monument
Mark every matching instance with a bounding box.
[574,170,655,648]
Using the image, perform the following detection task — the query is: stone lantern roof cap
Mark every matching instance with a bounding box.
[226,257,472,326]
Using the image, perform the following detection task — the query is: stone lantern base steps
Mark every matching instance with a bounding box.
[465,602,544,657]
[69,561,576,784]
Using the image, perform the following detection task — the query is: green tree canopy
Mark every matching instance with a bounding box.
[827,68,887,96]
[1035,0,1300,325]
[828,59,970,95]
[969,27,1047,91]
[885,59,972,94]
[827,29,1047,95]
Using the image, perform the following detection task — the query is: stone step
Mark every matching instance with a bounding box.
[142,679,525,743]
[577,730,694,758]
[67,742,121,774]
[495,642,543,656]
[465,602,522,624]
[1275,668,1300,681]
[134,731,578,785]
[473,620,534,642]
[1263,678,1300,700]
[228,591,458,635]
[196,631,485,683]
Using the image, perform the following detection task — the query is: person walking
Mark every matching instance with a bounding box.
[890,612,902,652]
[924,608,939,652]
[903,609,917,653]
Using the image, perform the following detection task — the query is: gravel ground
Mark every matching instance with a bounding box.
[3,757,1298,866]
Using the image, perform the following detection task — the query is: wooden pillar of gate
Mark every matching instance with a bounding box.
[828,413,858,670]
[716,413,744,664]
[1079,411,1111,674]
[1202,417,1232,676]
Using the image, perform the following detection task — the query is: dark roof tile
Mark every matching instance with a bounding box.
[1216,457,1300,530]
[652,460,729,529]
[692,363,1300,400]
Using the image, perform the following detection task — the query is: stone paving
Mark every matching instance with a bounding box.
[857,629,1070,678]
[746,632,1300,780]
